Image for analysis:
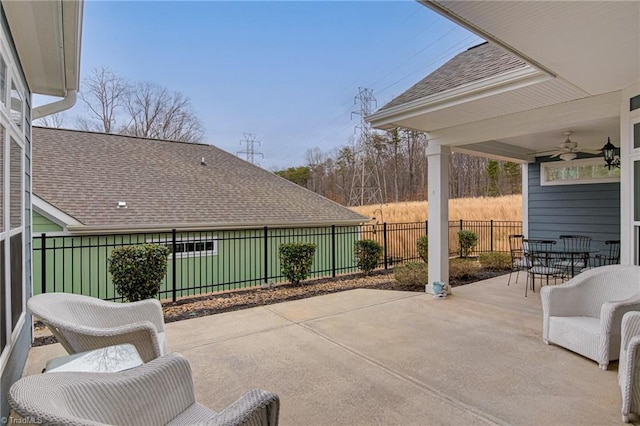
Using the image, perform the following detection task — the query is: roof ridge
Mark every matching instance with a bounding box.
[33,126,210,147]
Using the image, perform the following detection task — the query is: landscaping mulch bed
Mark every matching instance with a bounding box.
[33,268,508,347]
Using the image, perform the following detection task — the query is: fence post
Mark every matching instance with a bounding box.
[425,220,428,235]
[459,219,464,257]
[490,220,494,252]
[383,222,388,270]
[172,229,177,303]
[263,226,269,284]
[40,233,47,294]
[331,225,336,278]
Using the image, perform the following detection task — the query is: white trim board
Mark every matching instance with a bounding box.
[32,194,82,230]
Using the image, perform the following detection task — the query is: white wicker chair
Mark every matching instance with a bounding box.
[9,353,280,426]
[541,264,640,370]
[619,311,640,423]
[29,293,168,363]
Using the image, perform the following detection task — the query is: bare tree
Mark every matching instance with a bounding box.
[121,82,204,142]
[76,67,204,142]
[35,112,66,128]
[77,67,129,133]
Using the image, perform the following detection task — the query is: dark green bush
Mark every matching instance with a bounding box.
[458,230,478,258]
[416,235,428,263]
[394,262,428,287]
[355,239,383,275]
[279,242,317,285]
[479,252,511,271]
[449,258,480,280]
[109,244,170,302]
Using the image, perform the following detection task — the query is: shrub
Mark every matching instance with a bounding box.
[416,235,428,263]
[355,239,383,275]
[109,244,170,302]
[479,252,512,271]
[394,262,428,287]
[449,258,480,280]
[458,230,478,258]
[279,242,317,285]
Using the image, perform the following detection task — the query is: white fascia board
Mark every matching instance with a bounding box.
[368,66,549,129]
[65,219,367,235]
[33,195,83,229]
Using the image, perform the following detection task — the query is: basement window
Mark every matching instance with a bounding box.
[540,158,620,186]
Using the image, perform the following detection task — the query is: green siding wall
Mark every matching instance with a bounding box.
[32,226,360,301]
[33,211,63,233]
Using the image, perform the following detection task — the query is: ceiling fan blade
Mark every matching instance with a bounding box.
[577,148,603,154]
[549,152,562,158]
[527,149,559,156]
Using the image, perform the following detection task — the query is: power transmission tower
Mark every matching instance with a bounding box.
[237,133,264,165]
[348,87,383,207]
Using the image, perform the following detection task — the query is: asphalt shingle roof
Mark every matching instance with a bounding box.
[378,42,529,111]
[33,127,366,229]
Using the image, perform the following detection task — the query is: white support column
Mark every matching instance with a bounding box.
[426,142,450,294]
[521,163,529,237]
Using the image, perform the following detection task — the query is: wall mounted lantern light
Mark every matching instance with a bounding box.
[601,137,620,170]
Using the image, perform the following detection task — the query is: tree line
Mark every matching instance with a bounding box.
[36,67,205,143]
[275,128,521,205]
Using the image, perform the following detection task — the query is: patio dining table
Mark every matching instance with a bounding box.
[539,248,599,279]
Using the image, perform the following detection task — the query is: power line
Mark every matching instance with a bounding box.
[237,133,264,166]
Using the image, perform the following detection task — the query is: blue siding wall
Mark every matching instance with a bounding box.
[528,159,620,255]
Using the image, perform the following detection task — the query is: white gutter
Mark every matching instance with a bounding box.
[32,89,77,120]
[65,218,369,235]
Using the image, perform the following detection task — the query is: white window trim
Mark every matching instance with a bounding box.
[145,236,218,259]
[540,157,621,186]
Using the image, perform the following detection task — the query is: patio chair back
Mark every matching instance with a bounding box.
[8,353,280,426]
[559,235,592,252]
[28,293,168,362]
[603,240,621,265]
[522,239,560,296]
[507,234,525,286]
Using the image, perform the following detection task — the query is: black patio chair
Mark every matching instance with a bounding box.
[507,234,526,286]
[522,239,562,297]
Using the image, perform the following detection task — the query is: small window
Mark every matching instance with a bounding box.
[146,237,218,258]
[540,158,620,186]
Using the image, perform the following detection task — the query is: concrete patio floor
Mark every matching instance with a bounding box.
[24,274,625,425]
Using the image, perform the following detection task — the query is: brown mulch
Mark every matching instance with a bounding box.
[33,268,508,347]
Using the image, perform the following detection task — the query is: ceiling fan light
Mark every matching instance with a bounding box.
[559,152,577,161]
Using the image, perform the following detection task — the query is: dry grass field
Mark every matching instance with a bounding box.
[351,195,523,259]
[349,194,522,222]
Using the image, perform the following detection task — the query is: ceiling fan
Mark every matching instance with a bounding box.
[533,131,602,161]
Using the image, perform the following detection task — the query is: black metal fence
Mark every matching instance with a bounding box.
[33,220,522,302]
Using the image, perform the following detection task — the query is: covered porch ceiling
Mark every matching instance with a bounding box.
[368,1,639,163]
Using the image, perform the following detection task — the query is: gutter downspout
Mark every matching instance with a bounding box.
[32,89,77,120]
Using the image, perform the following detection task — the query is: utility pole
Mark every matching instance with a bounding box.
[348,87,383,207]
[237,133,264,165]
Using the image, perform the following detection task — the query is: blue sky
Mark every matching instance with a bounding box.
[49,1,481,169]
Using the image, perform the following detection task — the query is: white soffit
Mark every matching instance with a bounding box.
[428,1,640,95]
[3,0,82,96]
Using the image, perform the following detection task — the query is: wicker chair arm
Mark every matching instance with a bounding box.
[206,389,280,426]
[622,311,640,351]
